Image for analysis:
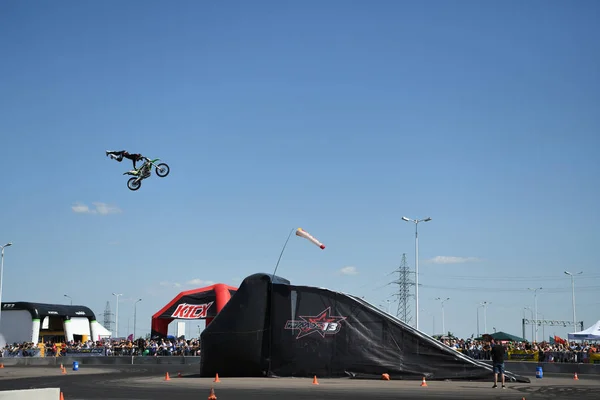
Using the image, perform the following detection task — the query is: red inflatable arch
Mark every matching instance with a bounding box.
[151,283,237,339]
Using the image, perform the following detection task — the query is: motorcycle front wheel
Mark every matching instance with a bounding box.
[155,163,170,177]
[127,177,142,191]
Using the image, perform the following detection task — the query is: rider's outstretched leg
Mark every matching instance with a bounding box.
[106,150,125,161]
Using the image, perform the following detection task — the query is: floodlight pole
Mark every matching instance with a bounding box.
[402,216,431,331]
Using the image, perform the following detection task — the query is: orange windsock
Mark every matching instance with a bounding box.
[296,228,325,249]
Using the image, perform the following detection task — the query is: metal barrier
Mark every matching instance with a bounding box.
[2,345,201,358]
[456,348,595,363]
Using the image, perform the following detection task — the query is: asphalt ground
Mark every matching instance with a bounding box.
[0,364,599,400]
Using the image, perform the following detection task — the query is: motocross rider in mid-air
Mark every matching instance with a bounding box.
[106,150,147,176]
[106,150,143,168]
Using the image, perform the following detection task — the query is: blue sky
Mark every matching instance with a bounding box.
[1,0,598,341]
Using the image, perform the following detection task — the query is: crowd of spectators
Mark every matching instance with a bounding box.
[1,337,202,357]
[1,342,39,357]
[437,337,598,363]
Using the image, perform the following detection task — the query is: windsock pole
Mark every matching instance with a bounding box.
[271,228,295,280]
[268,226,326,376]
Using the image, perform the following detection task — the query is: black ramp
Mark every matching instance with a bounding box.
[200,273,290,377]
[200,273,529,383]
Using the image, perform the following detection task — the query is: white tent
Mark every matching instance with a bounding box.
[568,320,600,341]
[89,321,112,340]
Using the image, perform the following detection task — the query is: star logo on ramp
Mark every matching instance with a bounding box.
[284,307,347,339]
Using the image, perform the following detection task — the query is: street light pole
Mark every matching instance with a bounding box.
[64,294,72,305]
[402,216,432,331]
[0,243,13,332]
[479,301,491,334]
[564,271,582,331]
[435,297,450,335]
[524,306,534,341]
[112,293,123,338]
[133,298,142,340]
[477,302,489,337]
[527,287,542,342]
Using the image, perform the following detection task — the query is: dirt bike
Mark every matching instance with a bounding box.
[123,157,170,191]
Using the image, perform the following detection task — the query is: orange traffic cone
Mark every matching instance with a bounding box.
[164,372,171,381]
[0,363,4,369]
[420,377,427,387]
[177,371,182,378]
[574,372,579,380]
[312,375,319,385]
[214,373,220,382]
[60,364,63,369]
[60,392,65,400]
[208,387,217,400]
[381,373,390,380]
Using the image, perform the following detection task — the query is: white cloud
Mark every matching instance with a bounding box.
[72,202,122,215]
[186,278,215,286]
[159,281,182,288]
[426,256,481,264]
[72,203,91,213]
[94,202,122,215]
[339,266,359,275]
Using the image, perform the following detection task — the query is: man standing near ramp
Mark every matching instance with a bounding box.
[491,338,507,389]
